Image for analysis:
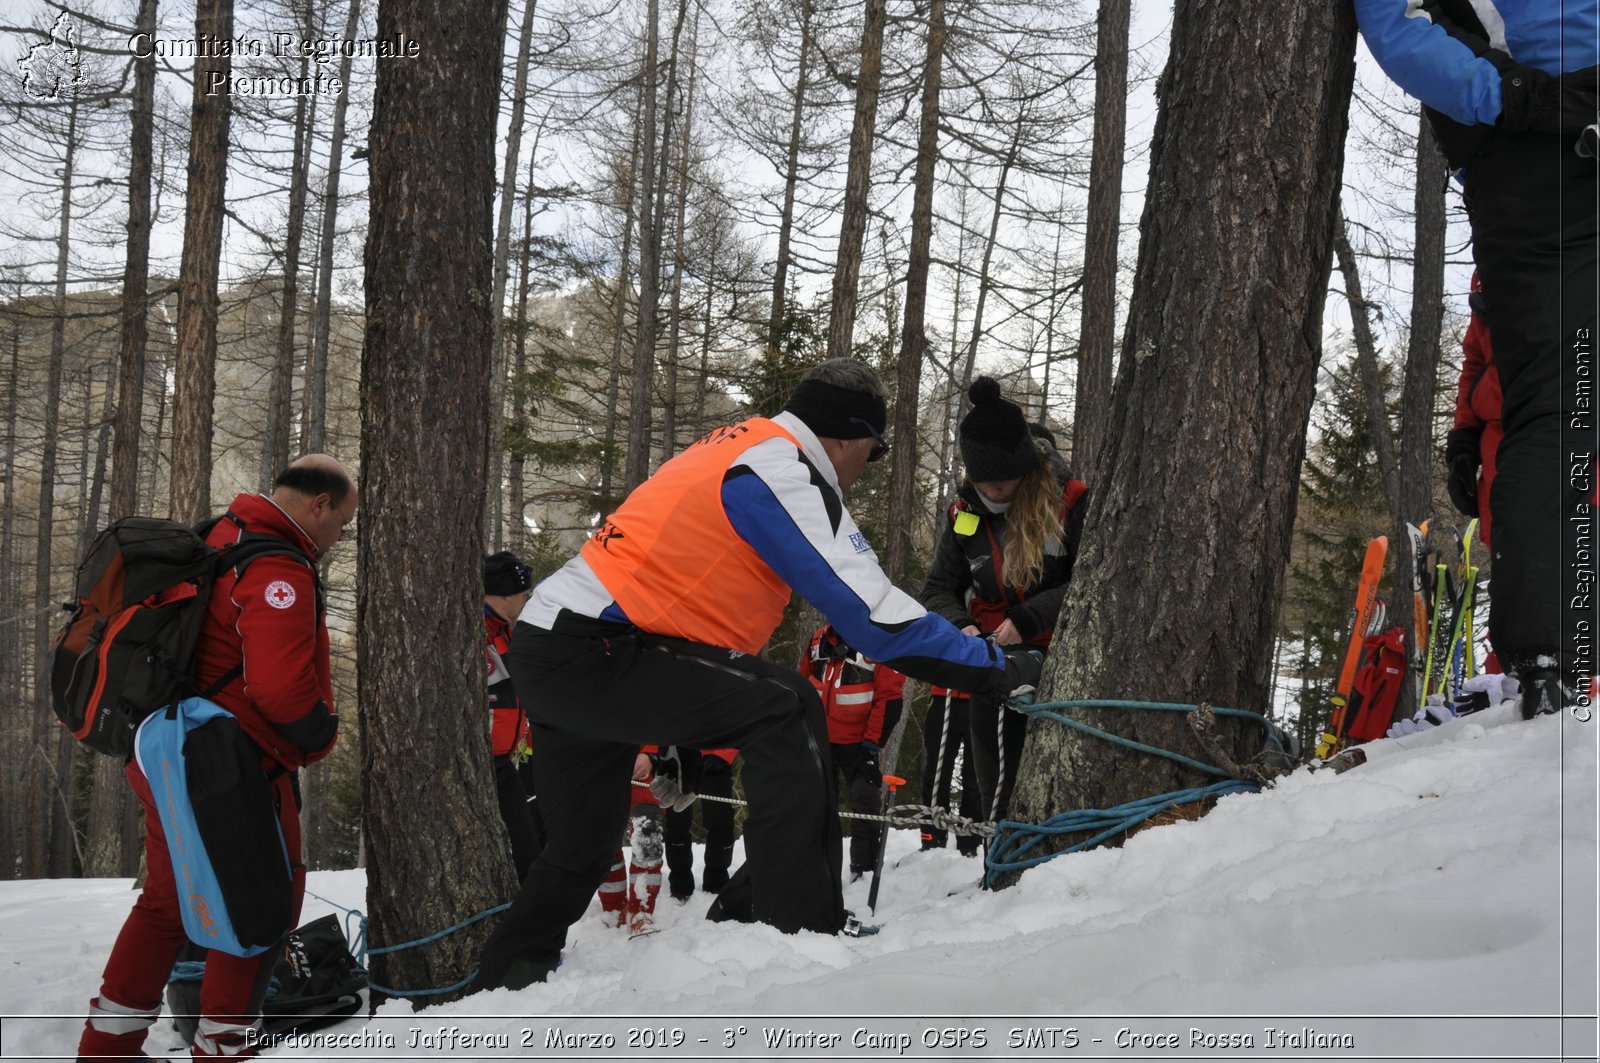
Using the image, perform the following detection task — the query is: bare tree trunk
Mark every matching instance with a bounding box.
[1,316,19,878]
[1333,214,1402,518]
[303,0,362,456]
[1070,0,1131,482]
[1005,3,1357,880]
[265,28,318,487]
[959,121,1024,388]
[1039,183,1067,419]
[599,98,643,506]
[825,0,886,361]
[170,0,234,523]
[361,0,517,999]
[765,0,813,352]
[486,0,540,549]
[624,0,664,492]
[507,133,539,553]
[31,96,80,878]
[82,358,123,877]
[110,0,159,524]
[1392,112,1448,719]
[883,0,946,585]
[660,12,700,463]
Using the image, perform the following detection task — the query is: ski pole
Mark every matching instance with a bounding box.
[867,774,906,916]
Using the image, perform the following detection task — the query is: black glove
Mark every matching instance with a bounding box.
[1444,426,1482,518]
[1495,56,1599,135]
[854,745,882,789]
[1002,646,1044,696]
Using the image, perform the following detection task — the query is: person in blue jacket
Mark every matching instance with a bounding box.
[1353,0,1597,719]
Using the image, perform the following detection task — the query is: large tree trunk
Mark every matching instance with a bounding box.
[361,0,517,1000]
[600,96,643,506]
[623,0,664,492]
[1006,3,1358,878]
[302,0,362,456]
[170,0,234,524]
[825,0,886,361]
[81,355,122,877]
[1069,0,1131,482]
[486,0,540,548]
[883,0,946,585]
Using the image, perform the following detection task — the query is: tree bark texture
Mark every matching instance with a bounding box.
[361,0,517,1000]
[825,0,886,361]
[600,96,642,505]
[1,323,19,877]
[1006,2,1358,877]
[1070,0,1131,481]
[883,0,945,585]
[170,0,234,524]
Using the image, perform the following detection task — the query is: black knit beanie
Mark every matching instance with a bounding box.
[484,551,533,596]
[960,376,1036,482]
[782,378,887,441]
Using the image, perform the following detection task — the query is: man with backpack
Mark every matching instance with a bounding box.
[77,455,354,1063]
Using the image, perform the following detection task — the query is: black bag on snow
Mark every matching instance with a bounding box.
[50,515,311,758]
[166,914,368,1045]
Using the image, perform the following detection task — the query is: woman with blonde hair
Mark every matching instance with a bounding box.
[920,376,1088,845]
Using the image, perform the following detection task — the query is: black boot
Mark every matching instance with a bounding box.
[1519,665,1574,720]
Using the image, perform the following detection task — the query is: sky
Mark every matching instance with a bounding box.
[1,696,1594,1061]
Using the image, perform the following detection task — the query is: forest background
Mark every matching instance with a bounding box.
[1,0,1473,896]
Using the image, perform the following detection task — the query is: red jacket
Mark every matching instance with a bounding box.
[193,493,338,771]
[1452,286,1499,547]
[485,610,530,758]
[802,625,906,746]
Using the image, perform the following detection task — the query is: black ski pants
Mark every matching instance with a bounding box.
[492,754,542,881]
[474,622,843,991]
[920,693,981,854]
[664,754,736,896]
[829,742,882,873]
[969,688,1027,825]
[1465,129,1598,678]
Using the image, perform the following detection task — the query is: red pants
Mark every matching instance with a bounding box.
[77,760,303,1061]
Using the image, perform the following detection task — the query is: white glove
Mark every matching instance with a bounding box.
[649,773,696,813]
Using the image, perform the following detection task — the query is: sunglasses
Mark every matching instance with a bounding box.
[850,418,890,463]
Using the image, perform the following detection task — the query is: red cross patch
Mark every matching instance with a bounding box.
[264,580,297,610]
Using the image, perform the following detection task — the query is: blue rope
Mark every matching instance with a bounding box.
[301,888,509,998]
[983,697,1277,886]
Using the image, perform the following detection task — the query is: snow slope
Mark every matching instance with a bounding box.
[3,704,1595,1061]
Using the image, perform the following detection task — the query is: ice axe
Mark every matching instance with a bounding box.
[866,774,906,915]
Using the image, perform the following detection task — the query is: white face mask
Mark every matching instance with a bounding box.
[977,492,1012,515]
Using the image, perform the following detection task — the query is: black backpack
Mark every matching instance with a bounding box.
[167,914,368,1045]
[50,514,312,757]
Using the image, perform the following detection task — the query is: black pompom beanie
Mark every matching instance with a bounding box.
[960,376,1036,482]
[484,551,533,596]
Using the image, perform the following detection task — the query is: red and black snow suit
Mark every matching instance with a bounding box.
[486,609,541,878]
[80,492,339,1062]
[919,454,1088,825]
[802,624,906,874]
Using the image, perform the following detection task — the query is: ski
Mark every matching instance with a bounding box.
[1318,534,1389,759]
[1442,517,1481,699]
[1405,520,1431,696]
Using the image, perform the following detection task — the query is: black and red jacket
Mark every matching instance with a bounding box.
[919,453,1088,647]
[801,625,905,747]
[1449,275,1499,547]
[485,609,530,758]
[192,493,338,771]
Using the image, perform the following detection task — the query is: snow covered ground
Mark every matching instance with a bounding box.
[2,704,1595,1061]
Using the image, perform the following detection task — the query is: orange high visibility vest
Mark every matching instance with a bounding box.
[581,419,798,653]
